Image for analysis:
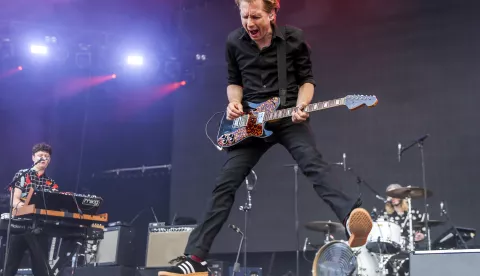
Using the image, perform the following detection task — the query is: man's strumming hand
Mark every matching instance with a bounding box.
[226,102,244,120]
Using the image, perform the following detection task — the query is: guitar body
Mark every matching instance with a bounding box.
[215,94,378,149]
[217,97,280,148]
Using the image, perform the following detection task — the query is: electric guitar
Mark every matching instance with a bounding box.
[217,94,378,148]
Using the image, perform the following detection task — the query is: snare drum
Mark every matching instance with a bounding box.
[366,221,403,254]
[312,241,382,276]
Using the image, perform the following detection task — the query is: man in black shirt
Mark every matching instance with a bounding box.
[159,1,373,275]
[5,143,58,276]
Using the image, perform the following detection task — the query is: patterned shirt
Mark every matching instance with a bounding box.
[12,169,59,199]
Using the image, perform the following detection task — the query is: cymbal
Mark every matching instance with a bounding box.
[386,186,433,199]
[305,221,345,233]
[412,220,445,229]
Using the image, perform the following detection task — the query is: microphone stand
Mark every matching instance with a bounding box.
[345,167,385,204]
[229,225,245,276]
[284,164,300,276]
[400,135,431,250]
[2,159,43,276]
[239,170,256,276]
[441,202,468,249]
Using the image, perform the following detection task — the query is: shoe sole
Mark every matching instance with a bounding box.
[347,208,373,248]
[158,272,208,276]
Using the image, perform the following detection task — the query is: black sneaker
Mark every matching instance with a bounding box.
[157,256,208,276]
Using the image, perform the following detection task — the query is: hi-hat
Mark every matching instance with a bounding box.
[305,221,344,233]
[386,186,432,199]
[412,220,445,229]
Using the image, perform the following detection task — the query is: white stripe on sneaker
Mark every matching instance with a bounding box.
[185,261,195,273]
[178,264,187,274]
[180,263,191,273]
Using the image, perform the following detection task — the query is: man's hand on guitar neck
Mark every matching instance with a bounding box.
[292,102,309,123]
[226,102,244,120]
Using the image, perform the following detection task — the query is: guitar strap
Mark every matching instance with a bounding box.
[277,25,287,107]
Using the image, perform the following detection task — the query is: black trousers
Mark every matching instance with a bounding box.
[185,119,358,259]
[4,233,50,276]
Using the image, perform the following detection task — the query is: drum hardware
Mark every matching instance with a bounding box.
[284,163,300,276]
[411,219,445,229]
[385,187,432,200]
[305,221,344,244]
[344,166,387,204]
[407,197,415,252]
[397,134,431,250]
[238,170,257,275]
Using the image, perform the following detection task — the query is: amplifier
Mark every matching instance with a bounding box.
[410,249,480,275]
[207,260,231,276]
[96,226,136,267]
[145,224,196,268]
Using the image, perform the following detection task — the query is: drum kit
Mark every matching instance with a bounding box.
[309,185,445,276]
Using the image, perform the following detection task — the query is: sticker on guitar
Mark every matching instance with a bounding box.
[216,95,378,148]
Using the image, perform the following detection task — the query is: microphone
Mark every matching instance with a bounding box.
[303,237,309,252]
[33,157,45,165]
[417,134,430,143]
[375,195,388,203]
[398,143,402,162]
[229,224,244,236]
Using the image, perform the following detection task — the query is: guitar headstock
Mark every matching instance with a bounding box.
[345,95,378,110]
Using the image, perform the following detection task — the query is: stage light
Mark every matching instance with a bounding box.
[180,80,186,86]
[30,45,48,55]
[195,54,206,61]
[111,74,117,79]
[17,66,23,71]
[126,55,144,66]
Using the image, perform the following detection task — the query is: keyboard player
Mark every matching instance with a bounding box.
[5,143,58,276]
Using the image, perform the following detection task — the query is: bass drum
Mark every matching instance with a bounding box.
[312,240,382,276]
[367,221,403,254]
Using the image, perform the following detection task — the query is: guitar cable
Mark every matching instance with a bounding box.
[205,111,225,152]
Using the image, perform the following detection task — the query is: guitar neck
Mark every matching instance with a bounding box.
[265,97,346,121]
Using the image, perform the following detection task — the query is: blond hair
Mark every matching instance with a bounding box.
[235,0,281,14]
[385,200,409,215]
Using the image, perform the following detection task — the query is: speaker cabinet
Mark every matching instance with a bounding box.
[410,249,480,275]
[145,224,195,267]
[96,226,135,267]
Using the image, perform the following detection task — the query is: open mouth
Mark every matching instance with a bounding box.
[249,29,259,37]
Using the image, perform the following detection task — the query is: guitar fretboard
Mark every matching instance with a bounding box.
[264,97,345,121]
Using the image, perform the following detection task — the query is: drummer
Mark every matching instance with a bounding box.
[377,184,426,244]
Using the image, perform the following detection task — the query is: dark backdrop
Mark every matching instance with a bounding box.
[170,0,480,253]
[0,71,174,266]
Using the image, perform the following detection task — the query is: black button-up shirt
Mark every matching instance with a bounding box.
[12,169,59,198]
[226,25,316,108]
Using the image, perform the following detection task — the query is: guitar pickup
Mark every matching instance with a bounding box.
[233,115,248,128]
[256,112,265,124]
